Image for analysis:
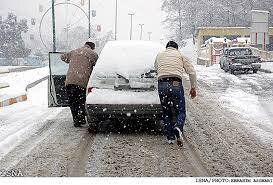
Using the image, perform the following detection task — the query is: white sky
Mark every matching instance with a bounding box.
[0,0,166,42]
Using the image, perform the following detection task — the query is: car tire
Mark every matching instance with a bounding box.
[230,69,235,75]
[88,124,98,133]
[253,69,258,74]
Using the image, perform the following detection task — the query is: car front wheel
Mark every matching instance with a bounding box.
[253,69,258,74]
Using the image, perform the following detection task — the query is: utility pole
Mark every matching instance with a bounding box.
[177,0,182,40]
[128,13,135,40]
[148,32,152,41]
[139,24,144,40]
[51,0,56,52]
[115,0,118,40]
[88,0,91,38]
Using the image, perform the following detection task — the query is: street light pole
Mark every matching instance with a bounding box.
[115,0,118,40]
[51,0,56,52]
[139,24,144,40]
[128,13,135,40]
[148,32,152,41]
[178,0,182,40]
[88,0,91,38]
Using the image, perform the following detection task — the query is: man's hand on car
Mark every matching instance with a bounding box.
[190,88,197,99]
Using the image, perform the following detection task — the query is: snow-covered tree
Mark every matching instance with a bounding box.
[58,25,113,54]
[0,13,31,59]
[162,0,273,43]
[95,31,114,54]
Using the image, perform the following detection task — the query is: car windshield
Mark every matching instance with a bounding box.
[229,48,252,56]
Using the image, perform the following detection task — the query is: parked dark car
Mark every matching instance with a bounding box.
[220,47,261,74]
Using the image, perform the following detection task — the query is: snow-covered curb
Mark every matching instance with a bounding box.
[0,67,49,107]
[0,94,27,107]
[0,76,49,107]
[0,68,9,74]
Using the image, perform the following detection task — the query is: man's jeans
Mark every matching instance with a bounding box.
[158,80,186,140]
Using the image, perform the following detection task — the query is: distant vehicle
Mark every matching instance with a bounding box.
[220,47,261,74]
[85,41,164,129]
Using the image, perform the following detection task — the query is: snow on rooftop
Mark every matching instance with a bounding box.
[198,27,249,30]
[205,37,232,44]
[234,37,251,43]
[251,10,270,14]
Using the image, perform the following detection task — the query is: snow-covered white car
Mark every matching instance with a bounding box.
[85,41,164,127]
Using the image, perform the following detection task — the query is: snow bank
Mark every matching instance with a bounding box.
[205,37,232,44]
[261,62,273,72]
[0,66,49,102]
[219,88,261,118]
[219,88,273,146]
[180,39,198,64]
[0,80,64,159]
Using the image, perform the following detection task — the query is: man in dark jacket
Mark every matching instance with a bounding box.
[61,41,98,127]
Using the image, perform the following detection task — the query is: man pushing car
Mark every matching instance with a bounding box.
[61,40,98,127]
[155,41,197,147]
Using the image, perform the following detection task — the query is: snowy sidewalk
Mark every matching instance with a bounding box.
[260,62,273,73]
[0,80,64,160]
[0,66,49,107]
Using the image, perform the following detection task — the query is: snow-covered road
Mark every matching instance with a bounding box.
[195,64,273,147]
[181,40,273,148]
[0,40,273,177]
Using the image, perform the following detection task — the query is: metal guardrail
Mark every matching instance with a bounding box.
[0,83,9,89]
[25,76,48,91]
